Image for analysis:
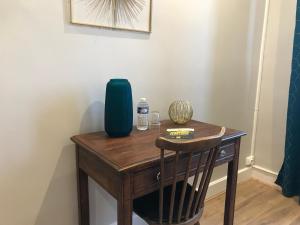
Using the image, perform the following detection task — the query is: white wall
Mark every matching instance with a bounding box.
[166,0,265,180]
[254,0,297,173]
[0,0,264,225]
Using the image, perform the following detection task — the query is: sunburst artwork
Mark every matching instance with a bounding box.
[71,0,152,33]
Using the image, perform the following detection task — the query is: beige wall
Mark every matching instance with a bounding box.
[0,0,264,225]
[254,0,296,173]
[167,0,265,180]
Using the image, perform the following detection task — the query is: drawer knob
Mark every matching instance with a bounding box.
[220,150,226,157]
[156,172,161,181]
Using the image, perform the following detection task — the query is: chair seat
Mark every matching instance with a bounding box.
[133,181,199,224]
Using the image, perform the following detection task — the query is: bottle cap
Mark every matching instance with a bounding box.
[140,98,147,101]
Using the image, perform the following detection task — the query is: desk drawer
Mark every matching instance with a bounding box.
[217,143,235,161]
[133,143,235,198]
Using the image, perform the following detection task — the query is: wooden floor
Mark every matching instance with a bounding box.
[201,179,300,225]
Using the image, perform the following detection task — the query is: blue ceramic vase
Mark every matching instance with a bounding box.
[105,79,133,137]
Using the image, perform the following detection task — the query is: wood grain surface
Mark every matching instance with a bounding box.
[72,120,245,172]
[202,179,300,225]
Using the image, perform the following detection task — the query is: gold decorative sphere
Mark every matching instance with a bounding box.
[168,100,193,124]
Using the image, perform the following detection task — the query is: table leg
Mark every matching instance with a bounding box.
[224,139,240,225]
[118,198,133,225]
[118,174,133,225]
[76,147,90,225]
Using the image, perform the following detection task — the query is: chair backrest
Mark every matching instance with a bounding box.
[155,127,226,224]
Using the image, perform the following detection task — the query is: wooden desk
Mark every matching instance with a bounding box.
[71,120,246,225]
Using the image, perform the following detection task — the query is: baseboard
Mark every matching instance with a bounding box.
[206,165,280,200]
[206,167,252,199]
[251,165,279,189]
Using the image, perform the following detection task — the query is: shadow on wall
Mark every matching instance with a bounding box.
[32,0,153,221]
[166,0,265,179]
[79,104,146,225]
[80,101,105,133]
[34,100,106,225]
[207,0,263,128]
[206,0,265,172]
[89,178,147,225]
[34,144,78,225]
[33,98,146,225]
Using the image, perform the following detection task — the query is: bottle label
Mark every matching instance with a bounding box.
[137,107,149,114]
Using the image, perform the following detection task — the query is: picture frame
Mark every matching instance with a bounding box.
[70,0,152,33]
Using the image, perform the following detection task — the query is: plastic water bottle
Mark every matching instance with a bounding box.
[137,98,149,130]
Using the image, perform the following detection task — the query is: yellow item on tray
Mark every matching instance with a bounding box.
[166,128,195,139]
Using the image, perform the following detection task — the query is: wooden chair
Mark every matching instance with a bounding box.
[133,127,226,225]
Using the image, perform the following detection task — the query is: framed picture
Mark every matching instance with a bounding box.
[70,0,152,33]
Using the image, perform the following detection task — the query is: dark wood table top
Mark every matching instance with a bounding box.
[71,120,246,172]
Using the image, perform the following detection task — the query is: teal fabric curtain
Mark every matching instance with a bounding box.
[275,2,300,202]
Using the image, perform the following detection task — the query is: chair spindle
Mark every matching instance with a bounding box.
[192,149,215,216]
[185,152,204,220]
[196,147,220,214]
[168,152,180,224]
[177,152,193,223]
